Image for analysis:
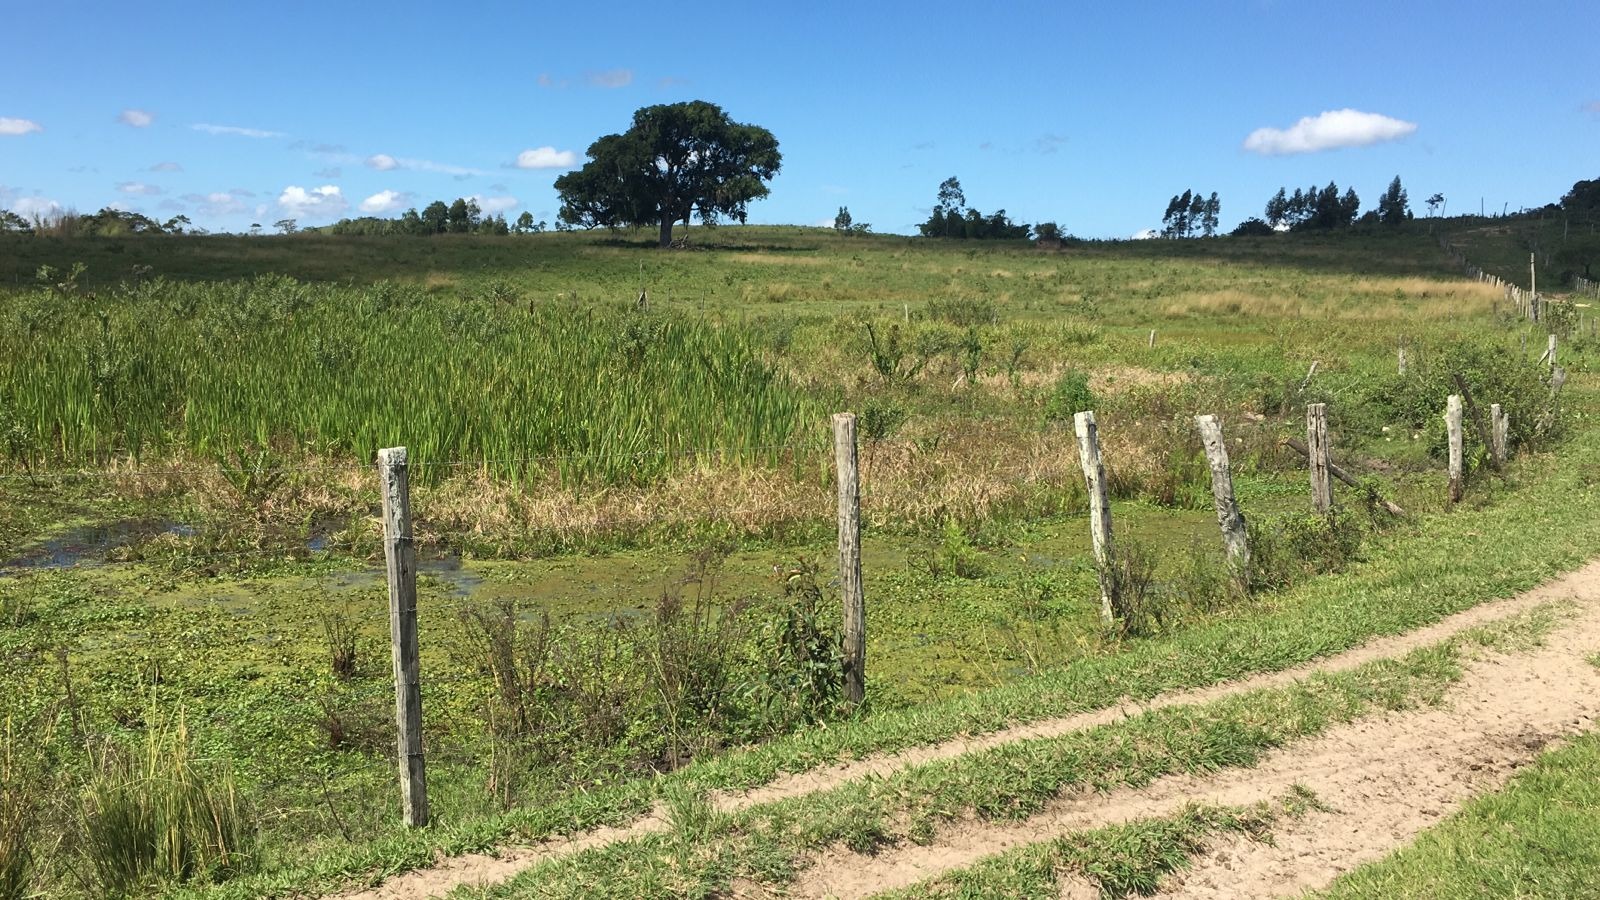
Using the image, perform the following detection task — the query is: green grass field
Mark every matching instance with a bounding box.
[1,219,1594,897]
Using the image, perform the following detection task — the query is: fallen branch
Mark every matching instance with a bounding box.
[1282,437,1407,517]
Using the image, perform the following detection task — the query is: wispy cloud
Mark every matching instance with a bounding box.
[1584,100,1600,116]
[149,161,183,172]
[1035,132,1068,154]
[118,109,154,128]
[277,184,347,219]
[513,146,578,169]
[192,123,286,139]
[657,76,691,89]
[366,153,486,177]
[1242,108,1416,155]
[181,189,254,217]
[585,68,634,88]
[117,182,163,196]
[0,117,43,136]
[314,166,342,179]
[359,189,412,214]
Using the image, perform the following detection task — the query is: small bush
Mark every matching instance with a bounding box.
[858,397,908,444]
[927,297,998,328]
[1110,540,1163,638]
[921,519,989,580]
[1043,370,1095,424]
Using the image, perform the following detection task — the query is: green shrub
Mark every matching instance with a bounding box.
[1043,370,1095,424]
[927,297,998,328]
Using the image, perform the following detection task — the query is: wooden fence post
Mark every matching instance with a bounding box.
[1074,411,1118,625]
[1546,334,1557,371]
[832,413,866,706]
[1195,415,1249,588]
[1445,396,1464,504]
[1307,403,1333,514]
[1148,329,1156,348]
[378,447,428,828]
[1397,344,1407,377]
[1490,402,1508,468]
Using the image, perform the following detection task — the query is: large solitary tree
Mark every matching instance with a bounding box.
[554,100,781,247]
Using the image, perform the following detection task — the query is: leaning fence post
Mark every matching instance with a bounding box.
[378,447,428,828]
[1307,403,1333,514]
[1074,411,1118,625]
[1490,402,1508,468]
[1195,415,1249,589]
[832,413,866,705]
[1148,329,1156,348]
[1445,396,1464,504]
[1547,334,1557,371]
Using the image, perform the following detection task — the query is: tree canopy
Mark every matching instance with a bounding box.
[554,100,781,247]
[1263,182,1360,231]
[1161,190,1220,238]
[916,177,1030,239]
[1376,176,1411,225]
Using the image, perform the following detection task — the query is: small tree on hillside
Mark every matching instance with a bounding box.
[1426,192,1445,217]
[273,218,297,234]
[833,206,852,232]
[1377,176,1410,225]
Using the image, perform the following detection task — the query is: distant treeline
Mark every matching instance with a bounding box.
[319,199,555,236]
[0,207,195,237]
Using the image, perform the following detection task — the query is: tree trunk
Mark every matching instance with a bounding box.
[658,218,674,248]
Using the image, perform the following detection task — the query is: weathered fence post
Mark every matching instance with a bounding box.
[1490,402,1508,468]
[1445,396,1464,504]
[1195,415,1249,588]
[378,447,428,828]
[1074,411,1118,625]
[832,413,866,705]
[1307,403,1333,514]
[1148,329,1157,348]
[1397,343,1407,376]
[1546,334,1557,371]
[1298,360,1319,394]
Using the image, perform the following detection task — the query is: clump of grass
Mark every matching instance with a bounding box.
[78,713,256,895]
[0,720,39,900]
[320,611,358,681]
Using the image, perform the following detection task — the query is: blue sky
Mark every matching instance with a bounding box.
[2,0,1595,237]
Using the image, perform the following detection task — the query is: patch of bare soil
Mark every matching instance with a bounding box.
[784,583,1600,898]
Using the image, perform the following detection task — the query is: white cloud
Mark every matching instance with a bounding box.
[277,184,347,219]
[359,189,410,214]
[181,190,253,217]
[470,194,519,216]
[366,153,399,171]
[192,123,286,139]
[117,181,163,196]
[1243,108,1417,155]
[514,146,578,169]
[1131,228,1159,240]
[0,117,42,136]
[585,68,634,88]
[118,109,154,128]
[13,196,62,220]
[149,161,183,172]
